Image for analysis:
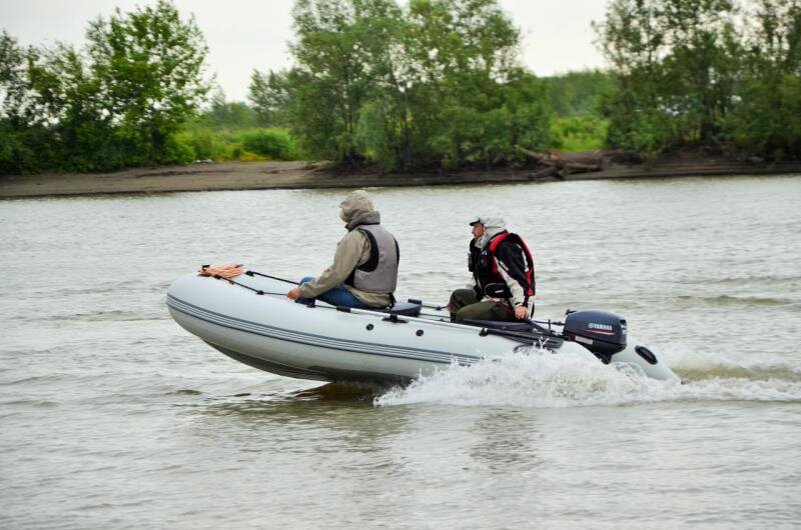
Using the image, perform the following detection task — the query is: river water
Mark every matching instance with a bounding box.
[2,175,800,528]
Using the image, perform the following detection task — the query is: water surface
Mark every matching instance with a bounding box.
[2,175,800,528]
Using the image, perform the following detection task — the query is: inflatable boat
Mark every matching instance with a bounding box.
[166,270,680,383]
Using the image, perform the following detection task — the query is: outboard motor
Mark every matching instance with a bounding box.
[563,309,627,363]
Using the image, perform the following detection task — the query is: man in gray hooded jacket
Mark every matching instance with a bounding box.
[287,190,399,309]
[448,216,535,323]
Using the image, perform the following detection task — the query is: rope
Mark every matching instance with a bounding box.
[211,274,285,297]
[208,269,561,330]
[245,270,299,285]
[205,274,562,339]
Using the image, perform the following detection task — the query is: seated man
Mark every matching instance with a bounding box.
[287,189,399,309]
[448,216,535,323]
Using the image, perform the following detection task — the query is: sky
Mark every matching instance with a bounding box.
[0,0,609,102]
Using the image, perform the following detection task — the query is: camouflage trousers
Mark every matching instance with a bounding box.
[448,288,515,323]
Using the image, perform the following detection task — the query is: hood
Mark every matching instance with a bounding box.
[339,189,380,230]
[475,216,506,249]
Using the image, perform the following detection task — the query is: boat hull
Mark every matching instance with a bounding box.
[166,272,679,383]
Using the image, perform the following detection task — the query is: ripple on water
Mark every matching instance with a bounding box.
[675,294,801,308]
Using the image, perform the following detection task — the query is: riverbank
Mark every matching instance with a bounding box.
[2,154,801,198]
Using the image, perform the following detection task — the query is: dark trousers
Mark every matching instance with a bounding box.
[448,288,515,323]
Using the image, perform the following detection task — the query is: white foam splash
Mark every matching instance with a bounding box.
[374,347,801,408]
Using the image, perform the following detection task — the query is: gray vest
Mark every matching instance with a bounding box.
[346,224,399,294]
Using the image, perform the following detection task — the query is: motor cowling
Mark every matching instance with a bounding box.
[563,310,627,361]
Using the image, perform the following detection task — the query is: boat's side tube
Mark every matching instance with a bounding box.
[608,338,680,381]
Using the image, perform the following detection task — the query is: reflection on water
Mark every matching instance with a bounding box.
[292,381,391,402]
[204,381,388,407]
[189,383,415,452]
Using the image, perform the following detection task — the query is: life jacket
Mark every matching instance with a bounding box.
[345,223,400,294]
[469,231,535,303]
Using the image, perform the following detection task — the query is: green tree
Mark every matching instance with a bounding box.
[496,69,552,159]
[660,0,741,143]
[249,69,295,127]
[596,0,678,156]
[403,0,526,167]
[281,0,551,171]
[724,0,801,159]
[2,2,212,174]
[85,0,210,164]
[349,0,411,170]
[0,31,40,173]
[597,0,744,157]
[288,0,392,163]
[26,43,117,171]
[544,70,615,117]
[203,89,259,128]
[0,31,33,125]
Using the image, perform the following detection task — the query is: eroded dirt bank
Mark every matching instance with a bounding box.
[2,156,801,199]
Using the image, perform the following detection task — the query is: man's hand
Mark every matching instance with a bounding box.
[287,287,302,300]
[514,305,528,319]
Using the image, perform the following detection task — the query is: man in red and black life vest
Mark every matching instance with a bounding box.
[447,216,536,323]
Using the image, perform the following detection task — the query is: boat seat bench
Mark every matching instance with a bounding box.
[384,302,422,317]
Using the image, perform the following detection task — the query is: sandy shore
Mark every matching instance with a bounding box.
[2,156,800,199]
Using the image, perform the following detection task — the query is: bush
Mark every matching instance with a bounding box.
[186,128,215,159]
[0,125,47,174]
[239,128,296,160]
[550,116,609,151]
[156,136,195,165]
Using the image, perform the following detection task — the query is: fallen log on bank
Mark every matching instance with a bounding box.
[528,166,562,180]
[516,147,605,178]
